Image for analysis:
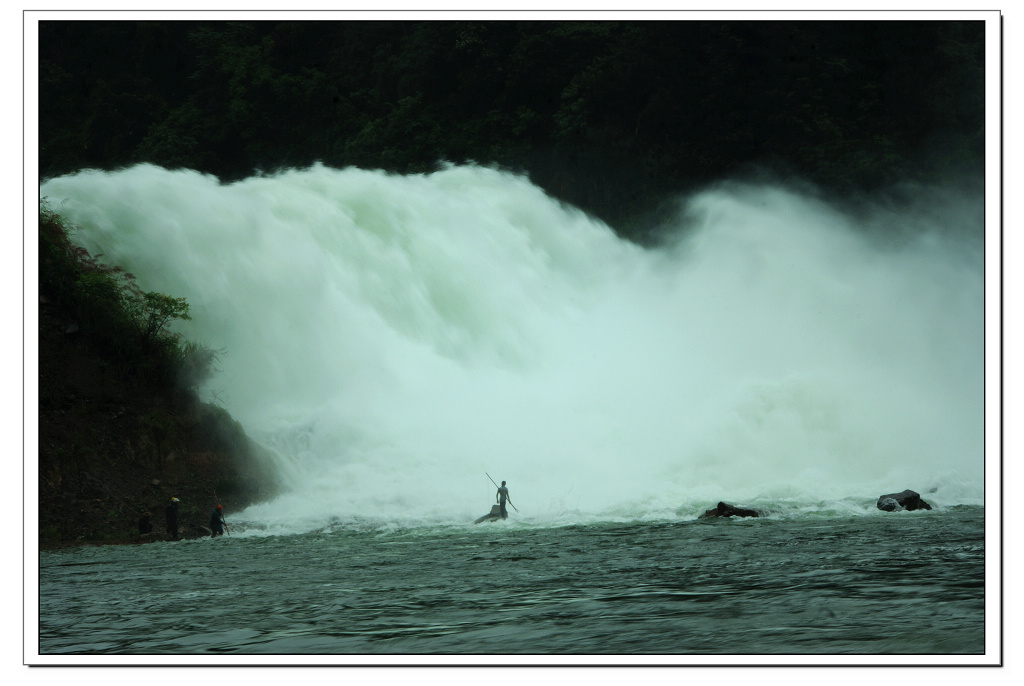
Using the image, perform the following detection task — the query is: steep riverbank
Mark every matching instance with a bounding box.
[36,204,280,549]
[38,293,279,548]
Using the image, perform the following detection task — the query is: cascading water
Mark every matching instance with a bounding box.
[39,163,985,532]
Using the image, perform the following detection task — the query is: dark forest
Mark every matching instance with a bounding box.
[39,20,984,242]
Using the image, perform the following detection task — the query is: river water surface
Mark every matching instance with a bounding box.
[35,163,990,664]
[37,506,986,661]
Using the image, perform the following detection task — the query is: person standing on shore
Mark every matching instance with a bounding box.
[209,504,228,537]
[138,511,153,535]
[165,496,180,540]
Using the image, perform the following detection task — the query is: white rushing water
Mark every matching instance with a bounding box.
[40,163,985,531]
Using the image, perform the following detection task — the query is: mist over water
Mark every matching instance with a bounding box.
[40,163,984,532]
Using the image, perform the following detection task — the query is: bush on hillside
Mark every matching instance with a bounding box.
[39,201,219,389]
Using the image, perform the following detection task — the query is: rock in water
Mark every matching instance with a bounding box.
[876,489,932,512]
[698,501,761,519]
[878,497,901,511]
[474,504,503,524]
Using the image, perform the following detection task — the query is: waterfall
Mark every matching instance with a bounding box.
[40,163,985,530]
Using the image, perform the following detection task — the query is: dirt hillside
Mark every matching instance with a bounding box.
[38,295,279,548]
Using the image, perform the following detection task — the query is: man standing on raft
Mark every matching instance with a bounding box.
[496,480,512,519]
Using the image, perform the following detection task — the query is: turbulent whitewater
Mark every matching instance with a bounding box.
[39,163,985,533]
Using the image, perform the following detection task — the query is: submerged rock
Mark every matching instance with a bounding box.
[699,501,761,519]
[877,489,932,512]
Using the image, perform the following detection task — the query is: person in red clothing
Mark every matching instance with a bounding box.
[209,504,228,537]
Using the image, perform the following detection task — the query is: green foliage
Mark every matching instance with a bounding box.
[177,340,223,392]
[39,20,985,242]
[38,205,80,300]
[39,201,204,388]
[139,291,191,341]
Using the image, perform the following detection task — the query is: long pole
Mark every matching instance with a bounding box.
[486,472,519,512]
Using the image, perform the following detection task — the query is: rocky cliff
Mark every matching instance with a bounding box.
[38,295,279,548]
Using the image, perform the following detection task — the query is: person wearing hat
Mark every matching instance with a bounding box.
[165,496,180,540]
[209,504,228,537]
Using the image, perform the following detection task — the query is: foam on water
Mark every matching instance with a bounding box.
[40,163,985,532]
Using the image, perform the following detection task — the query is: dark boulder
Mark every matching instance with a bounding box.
[876,489,932,512]
[699,501,761,519]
